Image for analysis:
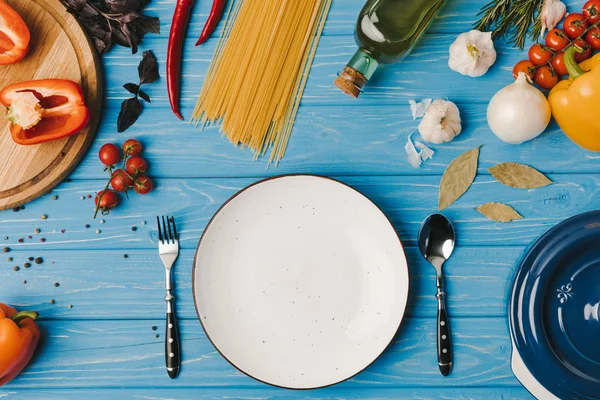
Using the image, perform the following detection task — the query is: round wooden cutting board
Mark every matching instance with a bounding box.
[0,0,102,210]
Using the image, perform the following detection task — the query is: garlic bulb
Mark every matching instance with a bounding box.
[418,99,462,144]
[448,30,497,77]
[487,73,551,144]
[541,0,567,37]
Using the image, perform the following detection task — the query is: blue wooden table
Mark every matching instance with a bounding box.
[1,0,595,398]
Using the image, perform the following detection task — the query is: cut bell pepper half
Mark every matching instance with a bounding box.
[0,79,89,145]
[0,0,30,65]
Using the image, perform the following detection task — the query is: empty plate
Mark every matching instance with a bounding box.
[193,175,410,389]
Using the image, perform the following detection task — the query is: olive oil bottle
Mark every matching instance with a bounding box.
[335,0,446,98]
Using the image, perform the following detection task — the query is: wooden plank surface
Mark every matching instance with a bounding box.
[2,0,592,398]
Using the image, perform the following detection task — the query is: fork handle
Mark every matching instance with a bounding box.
[165,293,180,379]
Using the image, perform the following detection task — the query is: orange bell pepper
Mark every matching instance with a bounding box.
[0,79,89,145]
[0,304,40,386]
[0,0,30,65]
[549,46,600,151]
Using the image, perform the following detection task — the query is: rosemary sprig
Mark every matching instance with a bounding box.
[474,0,544,49]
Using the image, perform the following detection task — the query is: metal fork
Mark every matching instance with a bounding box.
[157,216,180,379]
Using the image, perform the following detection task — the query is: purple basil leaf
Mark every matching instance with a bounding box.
[138,89,151,103]
[130,15,160,35]
[120,23,139,54]
[118,11,139,24]
[123,83,140,95]
[117,97,142,132]
[60,0,88,12]
[105,0,139,13]
[138,50,159,84]
[80,3,99,17]
[111,22,131,48]
[85,18,112,53]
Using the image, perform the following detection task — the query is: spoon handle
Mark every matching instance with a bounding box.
[436,288,453,376]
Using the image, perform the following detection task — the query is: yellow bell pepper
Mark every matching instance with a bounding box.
[549,46,600,151]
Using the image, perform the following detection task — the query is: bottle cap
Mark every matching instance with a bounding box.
[334,49,379,98]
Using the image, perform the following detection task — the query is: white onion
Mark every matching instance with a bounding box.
[487,73,551,144]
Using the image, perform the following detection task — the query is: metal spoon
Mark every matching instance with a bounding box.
[418,213,455,376]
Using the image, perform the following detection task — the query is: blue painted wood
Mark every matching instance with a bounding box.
[2,0,594,397]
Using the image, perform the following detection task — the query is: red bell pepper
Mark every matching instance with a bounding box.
[0,79,89,145]
[0,0,30,65]
[0,303,40,386]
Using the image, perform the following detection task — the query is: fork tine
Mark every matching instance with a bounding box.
[162,216,169,244]
[170,217,178,241]
[157,216,163,244]
[166,216,174,244]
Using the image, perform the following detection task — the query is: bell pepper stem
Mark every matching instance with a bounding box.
[565,45,587,80]
[10,311,39,325]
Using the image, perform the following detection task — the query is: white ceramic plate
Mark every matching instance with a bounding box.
[193,175,410,389]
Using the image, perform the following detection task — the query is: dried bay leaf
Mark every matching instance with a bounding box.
[476,202,523,222]
[439,146,481,211]
[489,162,552,189]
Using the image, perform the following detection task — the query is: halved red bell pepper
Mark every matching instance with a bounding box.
[0,79,89,145]
[0,0,30,65]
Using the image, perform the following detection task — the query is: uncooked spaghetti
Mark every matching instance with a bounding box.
[191,0,332,165]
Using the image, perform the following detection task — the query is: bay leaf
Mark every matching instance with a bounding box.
[489,162,552,189]
[476,202,523,223]
[438,146,481,211]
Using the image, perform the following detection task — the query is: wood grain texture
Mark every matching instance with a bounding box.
[0,175,591,250]
[0,387,536,400]
[0,0,102,210]
[66,105,600,179]
[0,247,519,320]
[2,317,517,388]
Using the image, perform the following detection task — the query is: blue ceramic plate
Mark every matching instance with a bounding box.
[510,211,600,400]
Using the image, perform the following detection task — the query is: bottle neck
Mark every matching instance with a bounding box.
[347,49,379,81]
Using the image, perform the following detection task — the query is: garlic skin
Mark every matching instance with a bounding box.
[541,0,567,37]
[448,30,497,77]
[418,99,462,144]
[487,73,551,145]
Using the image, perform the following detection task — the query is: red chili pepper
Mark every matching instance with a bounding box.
[195,0,227,46]
[167,0,195,120]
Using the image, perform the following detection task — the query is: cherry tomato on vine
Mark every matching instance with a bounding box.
[563,13,588,39]
[585,27,600,50]
[528,44,553,66]
[99,143,120,166]
[583,0,600,24]
[534,65,559,90]
[513,60,537,81]
[572,39,593,62]
[95,190,120,213]
[545,29,570,51]
[134,176,154,195]
[123,139,143,156]
[125,156,148,175]
[110,169,134,192]
[550,52,569,75]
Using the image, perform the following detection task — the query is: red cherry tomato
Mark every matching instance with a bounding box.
[585,27,600,50]
[534,65,559,90]
[563,13,588,39]
[95,189,120,213]
[545,29,570,52]
[123,139,143,156]
[550,52,569,75]
[134,176,154,195]
[583,0,600,24]
[110,169,134,192]
[125,156,148,175]
[572,39,593,62]
[528,44,553,66]
[99,143,121,166]
[513,60,537,81]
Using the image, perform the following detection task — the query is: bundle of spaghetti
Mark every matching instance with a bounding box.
[191,0,332,165]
